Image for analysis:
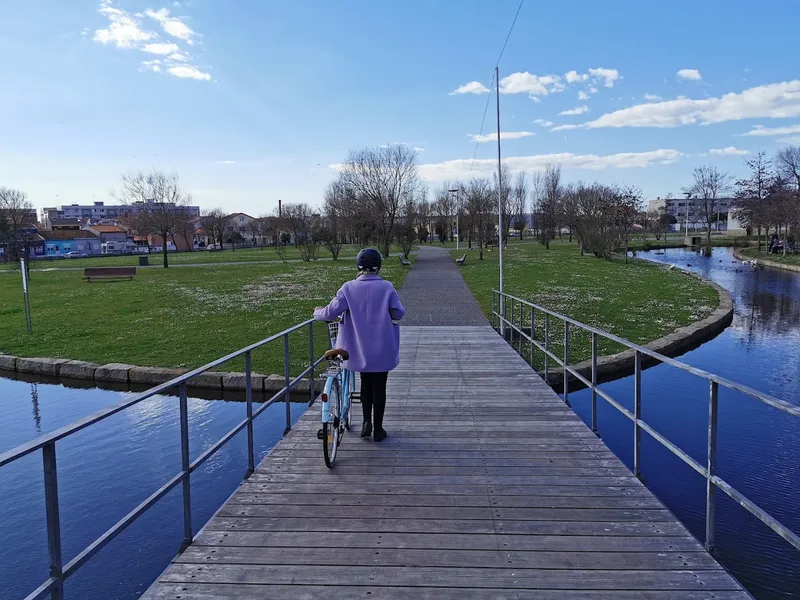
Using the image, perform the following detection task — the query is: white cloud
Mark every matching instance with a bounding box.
[740,124,800,137]
[533,119,553,127]
[167,64,211,80]
[677,69,702,81]
[559,105,589,116]
[418,149,684,181]
[710,146,749,156]
[216,160,236,164]
[577,90,589,101]
[565,70,588,84]
[499,72,564,97]
[644,93,662,102]
[144,8,197,44]
[142,42,180,55]
[450,81,489,95]
[588,68,621,88]
[562,80,800,129]
[589,86,598,94]
[470,131,535,143]
[413,147,425,152]
[550,124,579,131]
[93,1,155,48]
[92,1,209,82]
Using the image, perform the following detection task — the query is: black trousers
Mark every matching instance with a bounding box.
[361,372,388,430]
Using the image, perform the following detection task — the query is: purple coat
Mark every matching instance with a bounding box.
[313,274,406,373]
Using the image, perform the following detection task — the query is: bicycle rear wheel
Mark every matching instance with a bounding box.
[323,377,342,468]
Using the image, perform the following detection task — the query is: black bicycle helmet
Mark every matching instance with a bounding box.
[356,248,382,272]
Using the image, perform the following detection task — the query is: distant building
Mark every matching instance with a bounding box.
[646,196,735,232]
[40,200,201,228]
[38,230,101,256]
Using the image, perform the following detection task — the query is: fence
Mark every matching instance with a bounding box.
[0,319,326,600]
[491,289,800,555]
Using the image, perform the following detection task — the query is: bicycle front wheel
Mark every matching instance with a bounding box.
[323,377,342,468]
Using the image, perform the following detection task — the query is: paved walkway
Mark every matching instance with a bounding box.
[399,245,487,326]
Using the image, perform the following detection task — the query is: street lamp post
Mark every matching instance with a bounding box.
[448,188,460,251]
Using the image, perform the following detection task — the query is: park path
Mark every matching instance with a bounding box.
[398,245,487,326]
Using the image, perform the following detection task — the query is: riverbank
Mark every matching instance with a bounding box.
[452,242,722,367]
[735,247,800,273]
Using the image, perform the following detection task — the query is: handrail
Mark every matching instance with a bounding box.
[491,289,800,555]
[1,318,325,600]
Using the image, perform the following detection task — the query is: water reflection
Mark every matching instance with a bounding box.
[30,383,41,434]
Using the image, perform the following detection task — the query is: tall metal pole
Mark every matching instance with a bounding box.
[496,66,504,333]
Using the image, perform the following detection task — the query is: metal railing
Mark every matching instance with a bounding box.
[0,319,327,600]
[492,289,800,555]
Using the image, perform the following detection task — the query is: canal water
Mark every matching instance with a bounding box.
[0,376,310,600]
[566,247,799,599]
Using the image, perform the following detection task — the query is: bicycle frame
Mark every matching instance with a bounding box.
[321,366,352,425]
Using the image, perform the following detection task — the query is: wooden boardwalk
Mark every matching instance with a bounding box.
[143,326,748,599]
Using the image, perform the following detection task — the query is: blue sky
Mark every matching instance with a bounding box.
[1,0,799,215]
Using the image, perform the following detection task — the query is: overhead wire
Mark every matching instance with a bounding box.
[467,0,525,179]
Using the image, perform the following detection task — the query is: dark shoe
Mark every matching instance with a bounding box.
[373,428,387,442]
[360,422,372,438]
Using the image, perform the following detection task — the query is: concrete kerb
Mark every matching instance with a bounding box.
[733,248,800,274]
[539,268,735,389]
[1,356,324,395]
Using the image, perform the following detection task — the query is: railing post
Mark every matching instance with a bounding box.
[510,298,515,345]
[591,332,598,433]
[633,350,642,477]
[245,351,255,476]
[42,442,63,600]
[283,334,291,435]
[544,314,550,383]
[178,382,192,549]
[706,380,719,552]
[529,306,535,368]
[309,320,315,404]
[491,291,496,332]
[563,322,570,404]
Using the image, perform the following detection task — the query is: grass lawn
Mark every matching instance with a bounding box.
[738,246,800,267]
[0,258,412,376]
[452,242,720,367]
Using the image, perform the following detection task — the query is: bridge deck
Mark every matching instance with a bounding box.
[143,326,748,599]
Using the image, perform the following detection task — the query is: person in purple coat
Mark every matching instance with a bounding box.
[314,248,406,442]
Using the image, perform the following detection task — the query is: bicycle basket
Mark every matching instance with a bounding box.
[328,320,339,349]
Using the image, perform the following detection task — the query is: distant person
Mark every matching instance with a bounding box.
[314,248,406,442]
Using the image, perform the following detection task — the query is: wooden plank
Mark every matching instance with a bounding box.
[204,517,691,536]
[226,493,664,509]
[143,583,752,600]
[192,530,705,552]
[246,474,640,485]
[156,563,744,590]
[175,546,723,570]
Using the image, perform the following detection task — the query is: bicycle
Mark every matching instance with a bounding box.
[317,320,356,468]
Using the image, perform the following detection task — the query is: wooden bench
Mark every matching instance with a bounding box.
[399,256,411,267]
[83,266,136,282]
[455,253,467,265]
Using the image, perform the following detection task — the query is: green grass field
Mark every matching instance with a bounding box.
[452,242,720,366]
[0,258,411,376]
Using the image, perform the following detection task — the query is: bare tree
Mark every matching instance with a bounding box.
[246,218,264,248]
[396,194,420,259]
[320,181,347,259]
[432,184,456,243]
[538,164,562,249]
[529,171,544,239]
[464,178,494,260]
[511,172,528,239]
[776,145,800,193]
[200,208,228,250]
[416,196,432,243]
[682,165,732,253]
[0,187,35,262]
[173,200,197,251]
[336,144,423,257]
[113,170,189,268]
[734,152,775,251]
[281,202,318,261]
